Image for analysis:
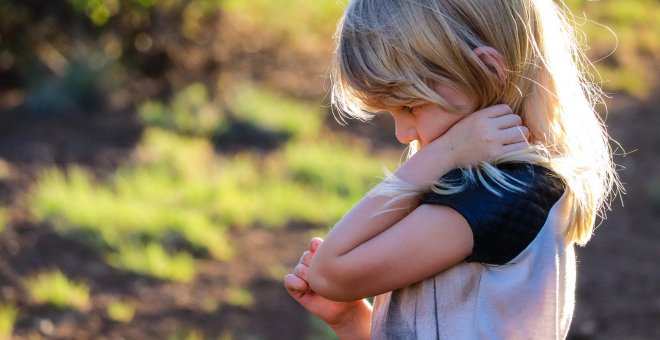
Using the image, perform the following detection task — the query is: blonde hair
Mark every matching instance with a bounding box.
[331,0,621,245]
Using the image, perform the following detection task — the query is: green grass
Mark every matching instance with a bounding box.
[29,133,389,283]
[31,128,389,232]
[30,129,234,263]
[0,159,9,235]
[106,300,136,323]
[201,298,220,313]
[564,0,660,96]
[25,270,90,310]
[224,84,325,140]
[0,303,18,340]
[220,0,345,52]
[167,329,204,340]
[139,83,224,136]
[107,242,197,282]
[267,264,289,282]
[284,140,389,201]
[225,287,254,309]
[26,40,396,286]
[0,208,6,234]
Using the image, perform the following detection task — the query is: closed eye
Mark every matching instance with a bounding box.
[404,106,416,114]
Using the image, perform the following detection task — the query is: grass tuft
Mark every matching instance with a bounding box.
[107,243,197,283]
[139,83,224,136]
[167,329,204,340]
[225,84,325,140]
[225,287,254,309]
[106,300,136,323]
[0,303,18,340]
[0,208,6,234]
[25,270,90,310]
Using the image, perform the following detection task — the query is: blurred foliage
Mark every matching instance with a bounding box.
[29,82,390,282]
[25,271,90,310]
[0,208,6,234]
[0,303,18,340]
[0,0,656,116]
[221,0,344,53]
[167,329,205,340]
[0,159,10,180]
[225,286,255,309]
[224,85,325,140]
[30,129,235,266]
[139,83,223,136]
[106,300,136,323]
[107,242,197,282]
[564,0,660,96]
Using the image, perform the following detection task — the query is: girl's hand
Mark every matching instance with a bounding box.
[284,238,369,327]
[442,104,530,168]
[395,104,529,186]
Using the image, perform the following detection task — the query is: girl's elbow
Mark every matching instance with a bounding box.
[307,263,357,301]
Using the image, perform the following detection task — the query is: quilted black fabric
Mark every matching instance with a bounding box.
[420,163,565,265]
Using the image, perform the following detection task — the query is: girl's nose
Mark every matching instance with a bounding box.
[393,118,418,145]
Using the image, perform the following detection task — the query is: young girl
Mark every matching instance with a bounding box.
[284,0,619,338]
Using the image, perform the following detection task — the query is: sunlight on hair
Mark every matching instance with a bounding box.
[331,0,622,245]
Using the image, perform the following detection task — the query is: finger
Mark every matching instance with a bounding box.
[500,126,529,144]
[492,113,522,129]
[501,141,530,154]
[481,104,512,118]
[310,238,323,253]
[294,263,309,280]
[284,273,310,299]
[299,251,313,266]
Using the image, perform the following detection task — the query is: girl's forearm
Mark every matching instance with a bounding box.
[309,139,458,292]
[319,194,417,257]
[393,137,458,186]
[316,138,457,257]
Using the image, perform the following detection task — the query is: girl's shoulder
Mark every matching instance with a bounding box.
[420,163,565,265]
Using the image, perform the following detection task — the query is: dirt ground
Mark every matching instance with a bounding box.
[0,89,659,339]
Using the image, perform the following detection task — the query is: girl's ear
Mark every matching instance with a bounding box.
[473,46,507,83]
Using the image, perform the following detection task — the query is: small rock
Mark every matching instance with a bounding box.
[38,318,55,337]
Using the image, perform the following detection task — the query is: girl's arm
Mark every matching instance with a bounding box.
[285,238,371,339]
[308,105,528,301]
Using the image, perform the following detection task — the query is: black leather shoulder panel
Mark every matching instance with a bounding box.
[420,164,565,265]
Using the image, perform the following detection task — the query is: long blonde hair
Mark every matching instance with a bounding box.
[331,0,621,245]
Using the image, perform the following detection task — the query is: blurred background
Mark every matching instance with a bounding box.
[0,0,657,339]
